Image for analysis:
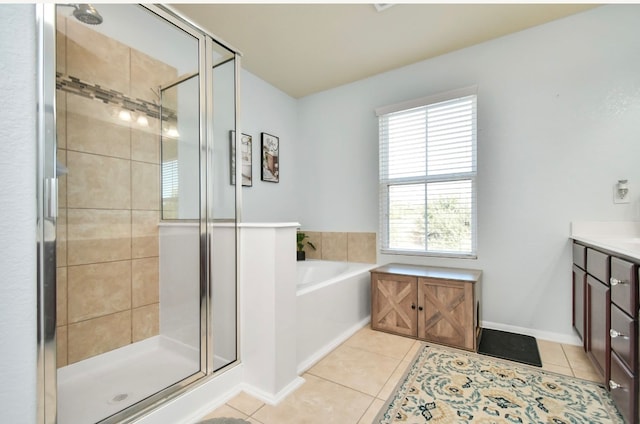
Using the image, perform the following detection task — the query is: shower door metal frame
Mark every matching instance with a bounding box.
[36,4,58,423]
[36,4,242,423]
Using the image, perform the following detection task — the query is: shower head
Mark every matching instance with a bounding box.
[72,4,103,25]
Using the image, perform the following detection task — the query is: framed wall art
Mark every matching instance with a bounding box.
[230,131,252,187]
[261,132,279,183]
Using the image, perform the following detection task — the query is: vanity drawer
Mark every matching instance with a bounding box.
[610,257,637,318]
[610,352,636,424]
[610,304,636,372]
[587,248,610,284]
[573,243,586,269]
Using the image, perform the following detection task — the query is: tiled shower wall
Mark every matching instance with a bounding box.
[55,16,177,367]
[301,232,377,264]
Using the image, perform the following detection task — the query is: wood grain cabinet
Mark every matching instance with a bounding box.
[371,264,482,352]
[572,242,638,424]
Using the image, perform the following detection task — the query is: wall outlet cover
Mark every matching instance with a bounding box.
[613,183,631,204]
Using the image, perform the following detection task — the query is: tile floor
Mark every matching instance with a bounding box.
[197,326,601,424]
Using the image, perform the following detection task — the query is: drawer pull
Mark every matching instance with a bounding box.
[609,380,622,390]
[411,304,416,310]
[610,277,628,286]
[610,329,628,339]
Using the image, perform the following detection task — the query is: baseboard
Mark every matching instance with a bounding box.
[296,316,370,374]
[242,376,306,406]
[481,320,582,346]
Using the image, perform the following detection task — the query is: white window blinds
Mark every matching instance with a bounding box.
[377,87,477,257]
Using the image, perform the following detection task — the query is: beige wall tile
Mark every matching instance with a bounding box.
[131,117,160,164]
[56,91,66,149]
[303,231,322,260]
[67,151,131,210]
[67,260,132,323]
[132,161,160,210]
[132,304,159,342]
[57,266,68,326]
[67,208,131,265]
[67,310,131,364]
[132,257,159,307]
[130,49,177,104]
[66,95,131,159]
[348,232,377,264]
[57,207,67,267]
[57,148,67,209]
[66,19,130,94]
[132,210,159,259]
[321,232,348,261]
[56,16,66,75]
[57,325,68,368]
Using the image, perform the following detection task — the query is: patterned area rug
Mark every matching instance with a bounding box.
[376,344,623,423]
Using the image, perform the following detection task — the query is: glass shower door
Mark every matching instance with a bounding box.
[53,4,205,423]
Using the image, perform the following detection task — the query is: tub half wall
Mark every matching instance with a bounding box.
[296,261,376,373]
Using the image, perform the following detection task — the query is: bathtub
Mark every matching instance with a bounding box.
[296,260,377,373]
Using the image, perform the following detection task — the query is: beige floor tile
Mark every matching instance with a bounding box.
[358,398,386,424]
[542,363,574,377]
[248,418,264,424]
[573,366,604,383]
[227,392,264,416]
[344,326,417,360]
[253,374,373,424]
[199,404,248,421]
[537,339,569,367]
[377,360,410,400]
[402,340,423,362]
[308,344,401,397]
[561,344,595,372]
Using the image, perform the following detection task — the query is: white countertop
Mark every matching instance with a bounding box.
[571,221,640,261]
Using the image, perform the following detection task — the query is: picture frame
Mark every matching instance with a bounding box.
[261,132,279,183]
[230,131,252,187]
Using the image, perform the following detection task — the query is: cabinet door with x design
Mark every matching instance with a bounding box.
[418,277,474,350]
[371,273,418,337]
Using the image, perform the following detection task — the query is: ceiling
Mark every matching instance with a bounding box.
[171,3,598,98]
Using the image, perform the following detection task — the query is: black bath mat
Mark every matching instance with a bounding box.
[478,328,542,367]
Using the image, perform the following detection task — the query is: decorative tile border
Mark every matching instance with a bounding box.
[56,72,176,121]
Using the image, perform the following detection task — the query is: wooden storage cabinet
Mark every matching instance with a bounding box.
[371,264,482,351]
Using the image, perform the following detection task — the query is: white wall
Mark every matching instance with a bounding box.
[296,5,640,340]
[240,70,301,223]
[0,4,37,423]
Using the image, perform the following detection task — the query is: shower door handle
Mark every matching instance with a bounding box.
[45,178,57,219]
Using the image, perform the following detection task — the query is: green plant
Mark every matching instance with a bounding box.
[297,232,317,252]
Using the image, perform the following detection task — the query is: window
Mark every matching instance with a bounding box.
[162,159,179,217]
[376,87,477,258]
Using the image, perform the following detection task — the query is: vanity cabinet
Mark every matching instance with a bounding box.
[572,243,587,342]
[572,241,638,424]
[371,264,482,352]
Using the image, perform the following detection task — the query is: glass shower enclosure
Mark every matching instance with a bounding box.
[36,4,241,423]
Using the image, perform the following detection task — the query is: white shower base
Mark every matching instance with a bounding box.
[57,335,200,424]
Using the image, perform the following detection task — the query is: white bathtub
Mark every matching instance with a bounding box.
[296,260,377,373]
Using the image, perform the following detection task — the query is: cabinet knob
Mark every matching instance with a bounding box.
[411,304,416,310]
[610,329,627,339]
[609,380,622,390]
[418,306,424,311]
[610,277,628,286]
